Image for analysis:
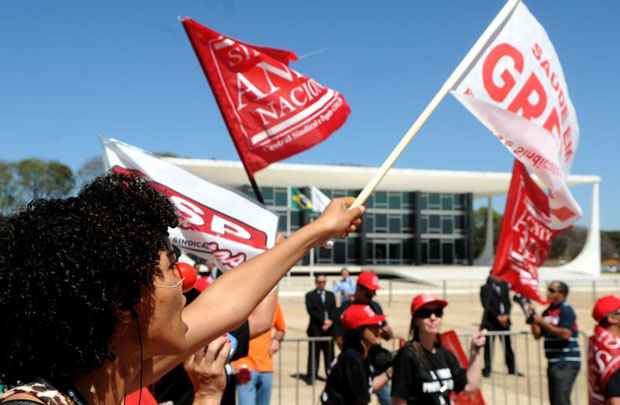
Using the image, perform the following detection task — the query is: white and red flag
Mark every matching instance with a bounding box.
[182,18,351,175]
[492,160,559,303]
[452,1,581,229]
[101,138,278,270]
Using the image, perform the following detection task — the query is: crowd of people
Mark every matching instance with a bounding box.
[0,172,618,405]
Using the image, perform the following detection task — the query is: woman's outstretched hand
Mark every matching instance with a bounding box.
[313,197,364,244]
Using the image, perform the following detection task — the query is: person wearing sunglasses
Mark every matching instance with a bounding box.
[391,294,486,405]
[0,173,364,405]
[588,295,620,405]
[530,280,581,405]
[320,304,390,405]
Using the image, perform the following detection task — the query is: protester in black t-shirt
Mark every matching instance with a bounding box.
[391,294,486,405]
[321,304,391,405]
[333,271,394,349]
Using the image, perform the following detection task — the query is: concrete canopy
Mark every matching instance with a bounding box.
[164,158,600,197]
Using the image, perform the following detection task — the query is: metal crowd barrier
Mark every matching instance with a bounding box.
[270,331,591,405]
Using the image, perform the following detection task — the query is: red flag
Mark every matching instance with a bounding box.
[182,18,351,175]
[492,160,560,303]
[440,331,486,405]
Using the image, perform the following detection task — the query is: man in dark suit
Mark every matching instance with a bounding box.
[305,273,336,384]
[480,275,518,377]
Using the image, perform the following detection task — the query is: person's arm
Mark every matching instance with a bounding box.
[248,289,276,338]
[530,321,543,339]
[532,306,574,341]
[141,198,363,388]
[608,398,620,405]
[464,330,486,392]
[372,368,391,392]
[271,329,285,354]
[392,399,407,405]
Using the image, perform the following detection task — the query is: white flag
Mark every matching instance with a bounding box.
[310,186,331,213]
[452,2,580,229]
[102,138,279,270]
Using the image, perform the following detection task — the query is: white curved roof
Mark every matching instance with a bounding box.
[165,158,600,197]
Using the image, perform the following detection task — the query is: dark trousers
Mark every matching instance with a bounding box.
[483,333,515,374]
[547,362,580,405]
[307,338,334,382]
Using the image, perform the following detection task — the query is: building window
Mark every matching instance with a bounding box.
[420,216,428,234]
[441,194,453,210]
[388,193,401,209]
[419,193,428,210]
[442,216,453,234]
[389,215,401,234]
[429,215,441,233]
[375,192,387,208]
[375,213,387,233]
[430,239,441,260]
[429,193,441,209]
[275,188,287,206]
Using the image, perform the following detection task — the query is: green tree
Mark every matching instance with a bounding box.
[473,206,503,258]
[76,156,104,189]
[0,161,18,215]
[15,158,75,202]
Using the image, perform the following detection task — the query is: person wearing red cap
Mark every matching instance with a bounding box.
[588,294,620,405]
[320,304,391,405]
[333,270,394,349]
[391,294,486,405]
[332,270,394,405]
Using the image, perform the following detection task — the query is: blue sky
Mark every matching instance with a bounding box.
[1,1,618,229]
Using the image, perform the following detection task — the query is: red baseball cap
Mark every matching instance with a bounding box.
[592,295,620,323]
[341,304,385,330]
[357,271,380,291]
[410,293,448,317]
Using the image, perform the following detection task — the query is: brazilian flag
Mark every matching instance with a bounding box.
[291,187,313,211]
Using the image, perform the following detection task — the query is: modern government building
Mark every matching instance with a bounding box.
[166,158,601,271]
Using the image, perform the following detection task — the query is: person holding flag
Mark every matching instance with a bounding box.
[529,281,581,405]
[391,294,486,405]
[588,295,620,405]
[0,172,364,405]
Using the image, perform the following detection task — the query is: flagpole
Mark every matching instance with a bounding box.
[351,0,521,209]
[181,18,265,204]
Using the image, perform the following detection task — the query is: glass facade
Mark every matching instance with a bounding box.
[239,186,473,266]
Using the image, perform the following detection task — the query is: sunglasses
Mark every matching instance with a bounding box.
[416,307,444,319]
[547,288,560,294]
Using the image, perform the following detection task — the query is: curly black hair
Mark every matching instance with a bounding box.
[0,173,178,388]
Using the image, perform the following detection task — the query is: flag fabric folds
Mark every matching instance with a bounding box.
[452,2,581,229]
[101,138,278,271]
[291,187,313,212]
[492,161,559,304]
[182,18,351,175]
[310,186,331,213]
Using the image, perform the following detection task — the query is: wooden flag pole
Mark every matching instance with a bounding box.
[351,0,521,209]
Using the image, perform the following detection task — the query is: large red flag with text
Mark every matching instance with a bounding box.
[492,160,560,303]
[182,18,351,175]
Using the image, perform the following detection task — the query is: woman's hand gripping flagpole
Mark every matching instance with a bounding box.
[350,0,522,209]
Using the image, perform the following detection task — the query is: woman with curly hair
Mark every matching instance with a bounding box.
[0,173,363,405]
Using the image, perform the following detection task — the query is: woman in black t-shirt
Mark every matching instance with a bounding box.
[392,294,486,405]
[321,304,391,405]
